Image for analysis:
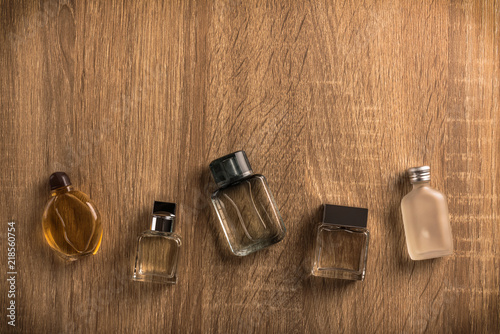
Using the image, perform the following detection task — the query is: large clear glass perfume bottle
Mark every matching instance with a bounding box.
[210,151,286,256]
[401,166,453,260]
[42,172,103,261]
[312,204,370,281]
[132,201,181,284]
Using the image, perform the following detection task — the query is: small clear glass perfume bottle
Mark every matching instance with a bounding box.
[132,201,181,284]
[401,166,453,260]
[209,151,286,256]
[42,172,103,261]
[312,204,370,281]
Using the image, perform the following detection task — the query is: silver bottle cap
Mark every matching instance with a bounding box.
[408,166,430,183]
[150,201,176,233]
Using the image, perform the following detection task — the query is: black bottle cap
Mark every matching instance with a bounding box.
[49,172,72,190]
[153,201,176,215]
[151,201,176,233]
[209,151,254,188]
[322,204,368,229]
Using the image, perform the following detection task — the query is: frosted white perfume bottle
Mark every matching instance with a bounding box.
[401,166,453,260]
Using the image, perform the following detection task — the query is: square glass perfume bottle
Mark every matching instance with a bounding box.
[132,201,181,284]
[312,204,370,281]
[401,166,453,260]
[210,151,286,256]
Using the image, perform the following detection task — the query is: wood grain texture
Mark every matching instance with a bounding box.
[1,0,499,333]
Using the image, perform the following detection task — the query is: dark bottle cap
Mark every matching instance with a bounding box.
[49,172,72,190]
[153,201,176,215]
[209,151,254,188]
[151,201,176,233]
[322,204,368,229]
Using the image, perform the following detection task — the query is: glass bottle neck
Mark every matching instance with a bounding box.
[51,186,74,196]
[412,181,430,189]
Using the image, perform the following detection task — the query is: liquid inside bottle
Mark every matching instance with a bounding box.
[311,205,370,281]
[312,226,369,279]
[211,175,285,256]
[133,231,181,284]
[42,172,103,261]
[132,201,181,284]
[209,150,285,256]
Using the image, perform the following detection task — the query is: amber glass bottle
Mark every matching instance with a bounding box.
[42,172,103,261]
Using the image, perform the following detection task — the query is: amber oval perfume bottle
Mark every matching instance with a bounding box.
[312,204,370,281]
[132,201,181,284]
[210,151,286,256]
[401,166,453,260]
[42,172,103,261]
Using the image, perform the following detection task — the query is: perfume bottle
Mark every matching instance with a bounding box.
[312,204,370,281]
[209,151,286,256]
[401,166,453,260]
[132,201,181,284]
[41,172,103,261]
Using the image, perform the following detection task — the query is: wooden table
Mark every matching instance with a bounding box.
[1,1,498,333]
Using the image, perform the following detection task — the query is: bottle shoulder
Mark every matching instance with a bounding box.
[43,196,56,211]
[138,231,182,245]
[213,174,267,192]
[317,223,369,235]
[402,186,446,204]
[168,233,182,245]
[211,174,270,201]
[49,189,97,206]
[43,190,101,220]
